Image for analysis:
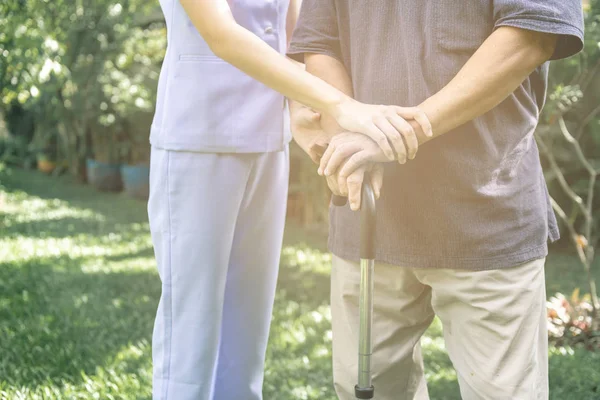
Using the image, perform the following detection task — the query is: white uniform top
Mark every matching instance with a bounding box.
[150,0,291,153]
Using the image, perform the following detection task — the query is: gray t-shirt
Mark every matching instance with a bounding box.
[288,0,584,270]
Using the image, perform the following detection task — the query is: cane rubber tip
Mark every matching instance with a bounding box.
[354,385,374,399]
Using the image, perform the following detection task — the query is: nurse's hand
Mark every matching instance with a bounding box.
[331,100,432,164]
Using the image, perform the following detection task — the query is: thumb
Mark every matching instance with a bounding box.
[296,108,321,128]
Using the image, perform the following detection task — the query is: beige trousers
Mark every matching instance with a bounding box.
[330,256,548,400]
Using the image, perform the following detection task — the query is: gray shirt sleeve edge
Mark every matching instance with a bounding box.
[494,18,584,60]
[286,45,344,65]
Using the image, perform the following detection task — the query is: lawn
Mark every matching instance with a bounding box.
[0,168,599,400]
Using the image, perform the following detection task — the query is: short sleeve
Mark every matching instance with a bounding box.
[287,0,342,63]
[493,0,584,60]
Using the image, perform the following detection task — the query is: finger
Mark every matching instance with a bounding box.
[338,169,349,198]
[336,159,350,197]
[374,116,406,162]
[347,168,366,211]
[395,106,433,137]
[370,164,384,199]
[318,141,337,175]
[338,174,349,197]
[364,123,395,161]
[338,151,370,182]
[308,150,321,165]
[308,138,329,164]
[388,114,417,162]
[324,143,362,176]
[326,174,342,196]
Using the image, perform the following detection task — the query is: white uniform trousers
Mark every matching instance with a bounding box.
[147,145,289,400]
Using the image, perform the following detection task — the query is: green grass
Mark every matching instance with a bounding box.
[0,168,599,399]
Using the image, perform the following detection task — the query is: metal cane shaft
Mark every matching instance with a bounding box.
[332,178,376,399]
[358,258,374,389]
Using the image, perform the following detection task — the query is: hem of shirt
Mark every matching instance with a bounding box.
[149,126,290,154]
[548,226,561,243]
[328,238,550,271]
[286,46,344,65]
[494,18,584,60]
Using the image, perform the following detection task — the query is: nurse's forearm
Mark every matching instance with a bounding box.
[419,26,557,141]
[179,0,347,116]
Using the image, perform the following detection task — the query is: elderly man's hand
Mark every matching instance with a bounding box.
[318,132,390,195]
[290,101,333,164]
[327,162,384,211]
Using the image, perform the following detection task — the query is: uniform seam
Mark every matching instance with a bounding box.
[157,0,177,143]
[162,151,174,399]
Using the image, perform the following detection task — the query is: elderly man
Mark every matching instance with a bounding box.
[288,1,584,399]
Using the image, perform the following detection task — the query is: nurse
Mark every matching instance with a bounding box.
[147,1,431,399]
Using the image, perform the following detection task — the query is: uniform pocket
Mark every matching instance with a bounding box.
[169,57,247,137]
[433,0,493,54]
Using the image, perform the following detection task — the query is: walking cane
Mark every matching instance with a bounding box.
[332,180,376,399]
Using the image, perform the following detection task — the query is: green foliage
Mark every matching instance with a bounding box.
[288,143,331,227]
[548,347,600,399]
[541,1,600,186]
[0,169,599,399]
[547,290,600,349]
[537,2,600,325]
[0,0,165,169]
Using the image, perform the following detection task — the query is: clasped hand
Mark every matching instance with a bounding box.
[291,102,431,210]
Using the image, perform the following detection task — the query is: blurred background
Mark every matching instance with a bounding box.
[1,1,599,399]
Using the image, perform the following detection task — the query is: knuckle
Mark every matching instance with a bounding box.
[377,137,388,146]
[348,156,362,166]
[400,125,415,137]
[348,176,363,185]
[390,133,403,143]
[384,109,396,118]
[331,144,343,154]
[342,146,355,156]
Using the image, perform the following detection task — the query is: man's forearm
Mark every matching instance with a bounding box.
[286,0,302,48]
[290,53,353,161]
[419,26,557,142]
[304,53,354,134]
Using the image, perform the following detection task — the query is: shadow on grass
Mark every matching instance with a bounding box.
[104,246,156,262]
[9,168,596,398]
[264,247,336,399]
[0,215,111,239]
[1,168,148,225]
[0,254,160,389]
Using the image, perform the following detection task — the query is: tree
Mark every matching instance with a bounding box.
[0,0,165,175]
[537,0,600,331]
